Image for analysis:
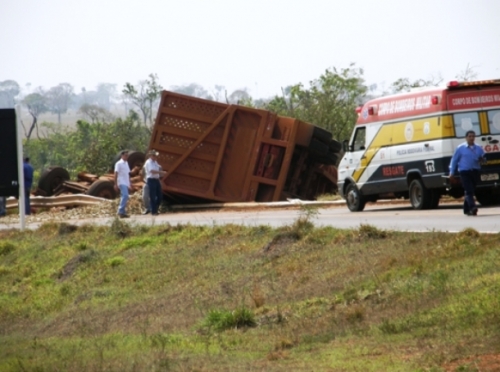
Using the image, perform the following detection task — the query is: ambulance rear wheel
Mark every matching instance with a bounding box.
[346,183,366,212]
[409,179,431,210]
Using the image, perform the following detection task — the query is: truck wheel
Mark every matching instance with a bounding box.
[111,151,146,172]
[345,183,366,212]
[316,152,339,165]
[312,126,332,144]
[309,138,329,157]
[86,180,117,199]
[127,151,146,170]
[409,179,431,210]
[328,139,342,153]
[38,167,70,196]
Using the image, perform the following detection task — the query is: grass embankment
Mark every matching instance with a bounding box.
[0,211,499,371]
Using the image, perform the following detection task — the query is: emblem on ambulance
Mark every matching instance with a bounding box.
[404,122,414,142]
[423,122,430,135]
[425,160,435,173]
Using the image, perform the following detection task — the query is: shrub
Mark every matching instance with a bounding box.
[358,224,388,239]
[58,223,78,235]
[0,241,16,256]
[110,217,132,238]
[202,307,256,331]
[107,256,125,267]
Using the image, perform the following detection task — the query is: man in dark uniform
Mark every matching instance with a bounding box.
[23,157,34,215]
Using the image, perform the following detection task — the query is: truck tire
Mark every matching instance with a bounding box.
[111,151,146,171]
[312,126,332,144]
[345,183,366,212]
[309,138,329,157]
[316,152,339,165]
[38,167,70,196]
[328,139,342,153]
[127,151,146,170]
[86,180,117,199]
[409,179,431,210]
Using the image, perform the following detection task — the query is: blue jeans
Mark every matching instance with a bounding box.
[459,170,478,213]
[143,183,150,212]
[147,178,162,214]
[118,185,129,215]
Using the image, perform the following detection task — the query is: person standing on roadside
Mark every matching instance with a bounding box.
[449,130,486,216]
[0,196,6,217]
[23,157,34,215]
[144,150,166,216]
[141,155,151,215]
[114,150,131,218]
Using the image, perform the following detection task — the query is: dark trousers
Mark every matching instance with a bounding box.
[147,178,162,214]
[459,170,479,213]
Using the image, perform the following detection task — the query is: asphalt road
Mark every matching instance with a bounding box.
[153,203,500,233]
[3,201,500,233]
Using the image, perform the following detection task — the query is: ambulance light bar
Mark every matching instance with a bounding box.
[447,79,500,88]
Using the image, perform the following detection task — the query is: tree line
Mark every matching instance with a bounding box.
[0,63,478,180]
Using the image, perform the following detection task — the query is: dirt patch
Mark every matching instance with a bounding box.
[442,353,500,372]
[261,231,300,257]
[58,250,96,282]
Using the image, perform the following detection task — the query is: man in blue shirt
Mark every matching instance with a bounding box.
[23,157,34,215]
[449,130,486,216]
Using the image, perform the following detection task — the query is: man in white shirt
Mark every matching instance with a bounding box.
[114,150,131,218]
[144,149,166,215]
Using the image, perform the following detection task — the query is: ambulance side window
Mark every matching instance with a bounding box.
[487,110,500,135]
[352,127,366,151]
[453,112,480,137]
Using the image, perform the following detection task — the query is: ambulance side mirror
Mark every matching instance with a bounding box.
[342,139,353,152]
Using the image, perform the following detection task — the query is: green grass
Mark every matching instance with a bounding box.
[0,219,499,371]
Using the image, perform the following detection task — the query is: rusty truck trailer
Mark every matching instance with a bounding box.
[148,91,341,204]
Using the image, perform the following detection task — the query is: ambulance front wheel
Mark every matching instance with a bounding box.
[346,184,366,212]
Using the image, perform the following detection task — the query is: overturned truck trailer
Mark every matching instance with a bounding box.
[148,91,341,204]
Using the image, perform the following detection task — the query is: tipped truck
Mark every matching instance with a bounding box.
[148,91,341,204]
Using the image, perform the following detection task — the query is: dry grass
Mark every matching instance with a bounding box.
[0,220,499,371]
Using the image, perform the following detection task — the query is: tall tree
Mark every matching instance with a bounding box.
[22,91,48,140]
[96,83,117,110]
[0,80,20,108]
[211,85,226,102]
[46,83,74,124]
[389,74,443,94]
[264,64,367,140]
[79,103,114,123]
[227,88,251,104]
[122,73,163,128]
[171,83,212,100]
[455,63,478,82]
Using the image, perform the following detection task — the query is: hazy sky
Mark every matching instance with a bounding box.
[1,0,499,98]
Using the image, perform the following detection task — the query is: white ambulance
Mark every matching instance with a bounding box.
[337,79,500,211]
